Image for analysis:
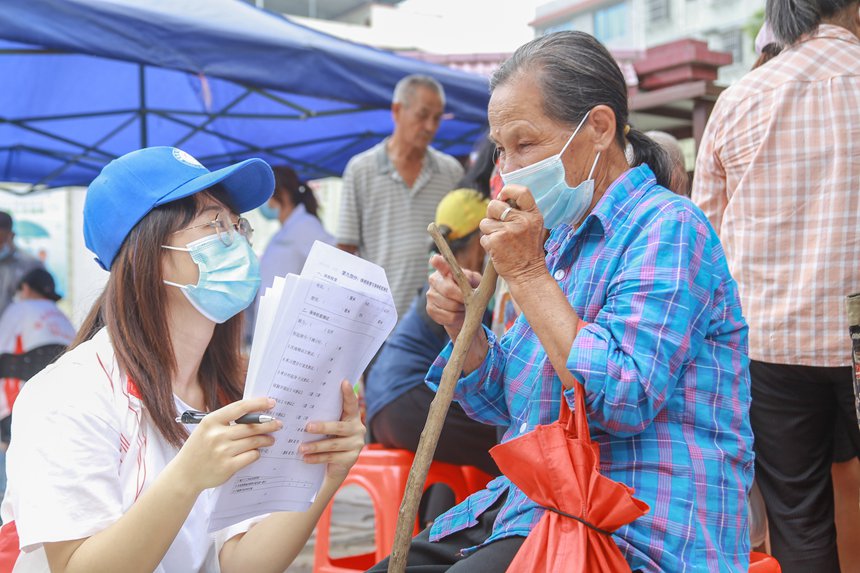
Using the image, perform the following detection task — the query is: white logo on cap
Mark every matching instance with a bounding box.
[172,148,204,168]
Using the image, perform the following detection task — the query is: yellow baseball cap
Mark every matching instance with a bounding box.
[435,188,489,241]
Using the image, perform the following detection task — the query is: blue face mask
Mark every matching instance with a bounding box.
[258,202,279,221]
[162,234,261,324]
[0,244,11,261]
[500,111,600,229]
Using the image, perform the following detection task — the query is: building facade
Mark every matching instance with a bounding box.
[531,0,764,84]
[239,0,403,23]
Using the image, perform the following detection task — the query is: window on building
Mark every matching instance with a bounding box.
[645,0,671,23]
[594,2,628,44]
[542,20,576,35]
[719,28,744,65]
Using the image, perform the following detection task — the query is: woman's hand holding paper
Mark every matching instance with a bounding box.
[173,397,283,493]
[299,380,366,481]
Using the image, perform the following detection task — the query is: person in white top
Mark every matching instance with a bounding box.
[0,267,75,505]
[0,267,76,420]
[246,165,334,342]
[0,147,365,573]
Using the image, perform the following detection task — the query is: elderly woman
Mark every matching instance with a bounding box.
[368,31,753,573]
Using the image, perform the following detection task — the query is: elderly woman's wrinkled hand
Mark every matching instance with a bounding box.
[426,254,482,339]
[479,184,548,287]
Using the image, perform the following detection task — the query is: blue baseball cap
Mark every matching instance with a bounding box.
[84,147,274,270]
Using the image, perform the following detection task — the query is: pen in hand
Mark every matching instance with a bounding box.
[175,410,276,425]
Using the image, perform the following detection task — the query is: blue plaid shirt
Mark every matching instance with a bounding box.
[426,166,754,572]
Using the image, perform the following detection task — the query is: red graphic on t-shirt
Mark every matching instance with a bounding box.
[3,335,24,414]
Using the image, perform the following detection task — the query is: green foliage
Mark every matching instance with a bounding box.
[745,8,766,43]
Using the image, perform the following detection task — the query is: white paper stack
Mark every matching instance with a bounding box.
[209,241,397,532]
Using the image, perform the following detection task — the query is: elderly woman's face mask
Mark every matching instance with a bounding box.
[501,111,600,229]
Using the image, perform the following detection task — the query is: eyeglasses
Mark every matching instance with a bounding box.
[180,212,254,246]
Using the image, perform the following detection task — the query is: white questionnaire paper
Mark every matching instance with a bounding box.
[246,275,289,385]
[209,242,397,531]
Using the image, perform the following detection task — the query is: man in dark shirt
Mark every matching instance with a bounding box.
[365,189,499,477]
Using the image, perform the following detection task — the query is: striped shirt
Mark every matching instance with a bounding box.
[337,139,464,318]
[692,24,860,367]
[427,165,754,572]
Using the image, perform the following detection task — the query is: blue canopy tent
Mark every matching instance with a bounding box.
[0,0,490,192]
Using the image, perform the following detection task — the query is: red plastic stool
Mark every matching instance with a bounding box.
[461,465,494,493]
[313,445,486,573]
[749,551,781,572]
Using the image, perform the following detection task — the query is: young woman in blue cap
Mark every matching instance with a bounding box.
[0,147,365,573]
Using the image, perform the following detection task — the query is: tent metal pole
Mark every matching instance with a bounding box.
[0,145,103,165]
[0,48,64,55]
[11,109,139,123]
[308,134,376,167]
[250,84,382,113]
[250,87,315,116]
[152,110,330,174]
[33,114,136,187]
[432,124,487,152]
[146,105,375,119]
[172,89,253,149]
[1,119,114,161]
[154,108,304,120]
[270,131,385,151]
[139,64,148,148]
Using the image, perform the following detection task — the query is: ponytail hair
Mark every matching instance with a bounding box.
[273,165,320,218]
[626,128,672,190]
[492,31,673,190]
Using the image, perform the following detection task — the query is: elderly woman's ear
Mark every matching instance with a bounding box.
[586,105,618,152]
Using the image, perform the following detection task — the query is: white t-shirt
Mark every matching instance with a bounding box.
[0,328,254,572]
[0,299,76,418]
[0,300,76,354]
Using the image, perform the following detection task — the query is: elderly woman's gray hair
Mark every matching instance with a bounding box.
[491,31,672,190]
[767,0,859,44]
[645,131,690,196]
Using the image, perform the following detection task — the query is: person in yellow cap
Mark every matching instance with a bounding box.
[431,188,489,274]
[364,188,500,522]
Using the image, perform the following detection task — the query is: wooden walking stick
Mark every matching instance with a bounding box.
[387,222,501,573]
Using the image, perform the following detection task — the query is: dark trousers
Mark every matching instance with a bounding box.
[749,360,860,573]
[371,385,501,525]
[366,495,524,573]
[370,384,501,477]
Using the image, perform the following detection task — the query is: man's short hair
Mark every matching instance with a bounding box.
[392,75,446,108]
[645,131,685,172]
[0,211,12,232]
[643,131,690,196]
